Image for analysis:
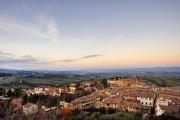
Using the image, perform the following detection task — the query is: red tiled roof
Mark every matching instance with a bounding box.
[11,98,22,106]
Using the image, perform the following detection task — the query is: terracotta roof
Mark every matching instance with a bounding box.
[126,99,140,103]
[167,105,180,113]
[158,90,180,97]
[102,95,123,104]
[11,98,22,106]
[123,99,142,108]
[159,105,169,110]
[71,91,101,104]
[137,92,155,98]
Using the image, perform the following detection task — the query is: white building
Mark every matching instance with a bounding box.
[155,104,167,116]
[34,87,44,94]
[69,83,77,93]
[137,93,155,107]
[155,97,172,116]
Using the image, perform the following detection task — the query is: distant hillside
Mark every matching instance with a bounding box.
[0,67,180,88]
[1,67,180,75]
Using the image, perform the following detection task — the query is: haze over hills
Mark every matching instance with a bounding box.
[0,67,180,88]
[0,66,180,75]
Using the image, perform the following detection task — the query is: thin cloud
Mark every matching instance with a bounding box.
[0,50,102,67]
[0,56,39,64]
[82,54,101,59]
[0,18,45,38]
[38,15,59,42]
[0,51,14,57]
[47,20,59,42]
[59,54,102,63]
[0,16,59,42]
[60,59,77,63]
[0,51,45,65]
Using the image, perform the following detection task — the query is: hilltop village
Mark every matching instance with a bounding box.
[0,76,180,119]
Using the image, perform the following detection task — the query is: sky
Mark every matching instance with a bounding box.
[0,0,180,70]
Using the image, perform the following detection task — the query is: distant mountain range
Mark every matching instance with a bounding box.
[0,67,180,76]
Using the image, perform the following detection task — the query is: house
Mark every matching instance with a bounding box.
[59,101,73,110]
[25,89,36,96]
[34,87,44,94]
[131,82,152,89]
[156,104,179,117]
[41,105,57,112]
[100,95,123,110]
[39,106,57,119]
[11,98,22,107]
[104,87,122,96]
[157,91,180,100]
[156,103,168,116]
[71,92,102,110]
[124,99,142,112]
[107,77,138,88]
[95,81,104,90]
[137,92,155,107]
[155,97,170,116]
[166,105,180,118]
[23,103,38,115]
[155,96,180,116]
[82,80,96,87]
[44,87,61,96]
[69,83,77,93]
[100,95,143,112]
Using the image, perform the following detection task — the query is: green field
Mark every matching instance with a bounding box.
[141,76,180,87]
[0,74,103,88]
[0,73,180,88]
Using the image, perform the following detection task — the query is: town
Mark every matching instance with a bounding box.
[1,0,180,120]
[0,75,179,120]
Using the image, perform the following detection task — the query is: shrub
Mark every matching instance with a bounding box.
[98,107,106,114]
[107,108,116,114]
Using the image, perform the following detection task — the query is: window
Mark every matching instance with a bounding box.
[142,102,143,104]
[146,102,147,105]
[107,104,110,106]
[150,103,151,105]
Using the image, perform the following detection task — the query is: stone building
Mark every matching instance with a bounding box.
[107,76,138,87]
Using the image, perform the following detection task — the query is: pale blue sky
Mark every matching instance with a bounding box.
[0,0,180,70]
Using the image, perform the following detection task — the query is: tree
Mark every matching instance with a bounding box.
[134,112,142,120]
[94,112,101,120]
[107,108,116,114]
[98,107,106,114]
[22,95,28,105]
[7,89,13,97]
[14,88,22,97]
